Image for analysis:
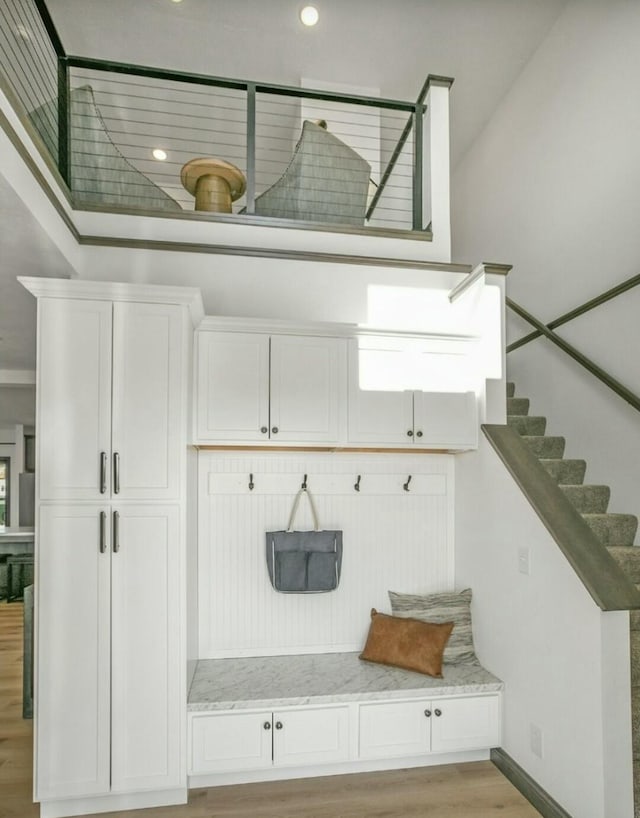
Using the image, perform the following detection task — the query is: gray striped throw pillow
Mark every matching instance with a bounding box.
[388,589,477,665]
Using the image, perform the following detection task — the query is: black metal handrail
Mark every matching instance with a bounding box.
[507,297,640,414]
[508,270,640,353]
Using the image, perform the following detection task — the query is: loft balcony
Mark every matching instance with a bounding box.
[0,0,454,264]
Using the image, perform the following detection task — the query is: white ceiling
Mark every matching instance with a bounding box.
[0,0,569,372]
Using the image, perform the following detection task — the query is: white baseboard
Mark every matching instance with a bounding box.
[39,787,188,818]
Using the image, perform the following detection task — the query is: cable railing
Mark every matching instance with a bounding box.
[0,0,444,236]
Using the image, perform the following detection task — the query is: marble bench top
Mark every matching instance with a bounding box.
[188,652,503,712]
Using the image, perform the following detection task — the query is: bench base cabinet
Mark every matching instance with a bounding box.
[188,694,500,783]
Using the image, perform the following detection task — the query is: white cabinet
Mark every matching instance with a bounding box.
[195,331,345,444]
[37,504,182,800]
[358,695,500,760]
[189,706,350,775]
[38,298,184,501]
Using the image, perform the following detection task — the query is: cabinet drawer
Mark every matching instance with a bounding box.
[190,711,273,774]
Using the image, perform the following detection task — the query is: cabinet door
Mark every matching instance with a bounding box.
[38,298,112,500]
[270,335,344,443]
[347,387,414,445]
[273,706,350,767]
[190,712,273,774]
[36,505,111,799]
[430,696,501,753]
[358,700,431,759]
[196,332,270,441]
[111,302,184,500]
[413,391,478,449]
[110,505,183,792]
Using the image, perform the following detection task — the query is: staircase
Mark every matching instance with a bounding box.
[507,382,640,815]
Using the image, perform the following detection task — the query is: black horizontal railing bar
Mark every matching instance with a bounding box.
[33,0,65,57]
[366,74,431,221]
[507,297,640,413]
[67,55,418,112]
[483,424,640,612]
[0,38,56,130]
[13,0,59,74]
[4,0,58,93]
[507,270,640,353]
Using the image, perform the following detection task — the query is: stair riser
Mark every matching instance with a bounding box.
[523,436,566,459]
[560,485,610,514]
[609,548,640,584]
[507,397,529,416]
[583,515,638,546]
[540,459,586,485]
[507,416,547,436]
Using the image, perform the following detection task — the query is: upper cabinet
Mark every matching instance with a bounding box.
[195,331,346,445]
[194,324,480,451]
[38,297,188,501]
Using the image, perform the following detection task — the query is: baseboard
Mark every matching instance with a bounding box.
[39,787,188,818]
[491,748,573,818]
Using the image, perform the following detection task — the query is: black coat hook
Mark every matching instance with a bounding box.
[403,475,412,492]
[354,475,361,492]
[248,473,254,491]
[302,474,308,490]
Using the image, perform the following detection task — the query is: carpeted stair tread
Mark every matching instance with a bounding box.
[506,397,529,416]
[560,484,610,513]
[582,513,638,546]
[506,382,515,398]
[522,435,566,459]
[539,458,587,485]
[608,546,640,583]
[507,415,547,436]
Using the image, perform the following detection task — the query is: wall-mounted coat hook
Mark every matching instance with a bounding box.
[354,475,361,492]
[248,473,254,491]
[403,475,412,492]
[301,474,308,490]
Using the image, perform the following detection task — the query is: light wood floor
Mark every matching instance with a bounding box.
[0,601,541,818]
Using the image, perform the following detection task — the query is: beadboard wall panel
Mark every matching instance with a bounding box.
[198,452,455,658]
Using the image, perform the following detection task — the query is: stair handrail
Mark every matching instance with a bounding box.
[507,297,640,414]
[483,424,640,612]
[508,270,640,353]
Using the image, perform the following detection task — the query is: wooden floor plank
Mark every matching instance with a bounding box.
[0,601,541,818]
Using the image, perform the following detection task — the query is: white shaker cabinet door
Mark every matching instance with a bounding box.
[111,302,184,500]
[38,298,112,501]
[430,696,501,753]
[272,706,350,767]
[110,505,183,793]
[413,391,478,449]
[358,700,431,759]
[196,332,270,441]
[36,505,111,800]
[270,335,344,443]
[190,712,273,774]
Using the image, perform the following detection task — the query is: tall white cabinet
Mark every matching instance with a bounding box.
[21,278,203,818]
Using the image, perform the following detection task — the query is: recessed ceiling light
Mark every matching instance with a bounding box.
[170,0,183,4]
[300,6,319,26]
[152,148,168,161]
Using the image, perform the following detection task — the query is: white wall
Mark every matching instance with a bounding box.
[455,438,633,818]
[198,451,454,658]
[451,0,640,520]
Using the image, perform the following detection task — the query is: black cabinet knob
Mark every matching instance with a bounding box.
[272,427,279,434]
[275,721,283,730]
[416,430,423,438]
[263,721,271,730]
[407,430,413,437]
[261,426,268,434]
[424,709,432,718]
[434,708,442,717]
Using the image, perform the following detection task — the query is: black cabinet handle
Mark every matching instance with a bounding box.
[113,452,120,494]
[99,452,107,494]
[275,721,283,730]
[99,511,107,554]
[407,430,413,437]
[261,426,268,434]
[272,427,279,435]
[113,510,120,553]
[424,709,432,718]
[434,708,442,717]
[416,430,423,438]
[263,721,271,730]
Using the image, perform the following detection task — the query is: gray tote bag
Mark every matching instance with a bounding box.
[266,487,343,594]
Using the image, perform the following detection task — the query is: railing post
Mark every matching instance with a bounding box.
[412,104,423,231]
[424,75,454,259]
[57,56,70,188]
[245,82,256,215]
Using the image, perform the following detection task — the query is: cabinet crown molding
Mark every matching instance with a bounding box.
[18,276,205,326]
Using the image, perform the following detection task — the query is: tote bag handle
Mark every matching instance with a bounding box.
[287,487,320,532]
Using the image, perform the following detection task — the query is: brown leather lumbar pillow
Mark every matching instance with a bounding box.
[359,608,454,677]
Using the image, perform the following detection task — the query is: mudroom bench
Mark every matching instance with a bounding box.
[187,652,503,787]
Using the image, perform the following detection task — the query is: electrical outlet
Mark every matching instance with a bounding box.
[530,723,543,758]
[518,546,530,575]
